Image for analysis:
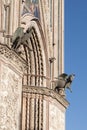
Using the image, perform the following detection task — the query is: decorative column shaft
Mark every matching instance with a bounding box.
[22,86,69,130]
[38,96,43,130]
[35,95,39,129]
[29,97,35,130]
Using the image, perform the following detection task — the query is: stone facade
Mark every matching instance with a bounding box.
[0,44,26,130]
[0,0,69,130]
[22,86,68,130]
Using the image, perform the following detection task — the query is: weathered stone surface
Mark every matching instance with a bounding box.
[49,103,65,130]
[22,86,68,130]
[0,44,26,130]
[0,0,68,130]
[0,62,22,130]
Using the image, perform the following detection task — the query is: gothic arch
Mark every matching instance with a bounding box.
[20,15,50,87]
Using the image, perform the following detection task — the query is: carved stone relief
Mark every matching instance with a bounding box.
[0,63,22,130]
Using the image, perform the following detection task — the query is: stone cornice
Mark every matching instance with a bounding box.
[0,43,27,72]
[23,86,69,109]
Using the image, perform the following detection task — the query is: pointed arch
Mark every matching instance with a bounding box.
[20,15,50,87]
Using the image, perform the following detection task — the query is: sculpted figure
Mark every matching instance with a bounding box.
[54,73,75,94]
[11,27,33,53]
[11,27,24,50]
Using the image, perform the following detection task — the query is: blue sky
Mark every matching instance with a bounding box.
[65,0,87,130]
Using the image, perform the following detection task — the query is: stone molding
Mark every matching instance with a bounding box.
[23,86,69,108]
[0,43,27,73]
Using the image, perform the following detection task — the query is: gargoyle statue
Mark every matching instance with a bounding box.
[54,73,75,95]
[11,27,24,50]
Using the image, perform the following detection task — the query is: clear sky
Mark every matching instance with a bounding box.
[65,0,87,130]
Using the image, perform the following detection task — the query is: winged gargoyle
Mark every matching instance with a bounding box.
[11,27,24,50]
[54,73,75,94]
[11,27,33,53]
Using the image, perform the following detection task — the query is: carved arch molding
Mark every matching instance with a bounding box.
[16,20,50,88]
[16,17,53,130]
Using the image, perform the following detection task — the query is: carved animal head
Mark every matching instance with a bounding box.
[65,74,75,92]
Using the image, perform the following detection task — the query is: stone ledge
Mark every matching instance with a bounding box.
[23,86,69,108]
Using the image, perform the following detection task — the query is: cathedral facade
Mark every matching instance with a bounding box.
[0,0,69,130]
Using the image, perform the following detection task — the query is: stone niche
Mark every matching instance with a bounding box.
[0,44,26,130]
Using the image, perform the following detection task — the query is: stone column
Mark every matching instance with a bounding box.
[4,4,11,45]
[53,0,64,76]
[35,95,39,129]
[22,86,69,130]
[25,93,30,130]
[22,93,26,130]
[38,95,43,130]
[29,97,35,130]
